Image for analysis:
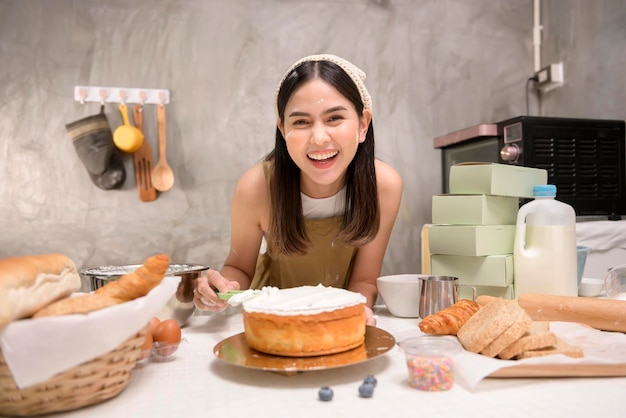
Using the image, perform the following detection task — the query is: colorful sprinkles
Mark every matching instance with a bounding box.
[406,354,454,391]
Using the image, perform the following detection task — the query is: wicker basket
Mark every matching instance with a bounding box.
[0,326,147,417]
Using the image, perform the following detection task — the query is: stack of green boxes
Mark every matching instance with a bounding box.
[427,163,547,300]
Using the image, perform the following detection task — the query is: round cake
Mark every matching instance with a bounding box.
[241,285,367,357]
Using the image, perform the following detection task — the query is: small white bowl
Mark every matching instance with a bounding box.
[377,274,421,318]
[578,277,604,297]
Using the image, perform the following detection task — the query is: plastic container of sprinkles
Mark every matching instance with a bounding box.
[398,336,461,391]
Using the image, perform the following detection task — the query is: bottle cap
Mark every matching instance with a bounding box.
[533,184,556,197]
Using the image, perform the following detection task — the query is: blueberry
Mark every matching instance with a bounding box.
[358,382,375,398]
[363,374,377,387]
[318,386,333,401]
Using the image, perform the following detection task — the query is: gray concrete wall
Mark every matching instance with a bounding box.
[1,0,624,288]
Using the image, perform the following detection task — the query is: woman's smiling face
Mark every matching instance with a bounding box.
[279,78,371,198]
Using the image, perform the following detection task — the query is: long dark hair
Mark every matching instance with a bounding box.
[264,59,380,256]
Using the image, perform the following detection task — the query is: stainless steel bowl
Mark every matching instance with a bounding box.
[80,263,209,327]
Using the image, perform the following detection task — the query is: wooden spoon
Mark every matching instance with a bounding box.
[151,103,175,192]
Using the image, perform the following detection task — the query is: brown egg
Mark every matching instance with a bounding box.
[140,330,153,360]
[152,319,182,356]
[149,317,162,335]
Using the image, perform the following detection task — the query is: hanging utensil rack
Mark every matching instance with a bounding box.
[74,86,170,105]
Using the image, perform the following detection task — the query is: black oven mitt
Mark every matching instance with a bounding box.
[65,106,126,190]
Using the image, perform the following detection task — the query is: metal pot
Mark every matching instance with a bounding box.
[80,263,209,326]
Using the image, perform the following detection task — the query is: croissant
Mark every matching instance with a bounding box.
[95,254,169,303]
[418,299,481,335]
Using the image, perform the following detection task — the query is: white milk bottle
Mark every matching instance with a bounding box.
[514,184,578,297]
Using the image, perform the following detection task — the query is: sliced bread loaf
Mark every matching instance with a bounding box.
[457,299,520,354]
[498,321,557,360]
[480,307,533,358]
[517,336,584,359]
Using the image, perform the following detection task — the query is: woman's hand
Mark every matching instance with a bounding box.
[194,269,241,312]
[365,305,376,327]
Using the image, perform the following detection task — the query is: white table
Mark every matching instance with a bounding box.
[52,306,625,418]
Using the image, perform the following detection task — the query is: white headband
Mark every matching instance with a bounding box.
[274,54,372,119]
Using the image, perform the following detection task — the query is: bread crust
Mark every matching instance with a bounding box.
[480,307,533,358]
[459,299,585,360]
[32,293,118,318]
[457,299,520,353]
[0,254,78,289]
[498,321,557,360]
[2,253,169,323]
[0,254,81,325]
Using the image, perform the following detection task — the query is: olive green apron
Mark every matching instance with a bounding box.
[249,163,356,289]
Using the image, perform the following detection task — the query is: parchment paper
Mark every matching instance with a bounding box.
[396,322,626,389]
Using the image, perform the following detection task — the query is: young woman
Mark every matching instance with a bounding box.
[194,54,403,325]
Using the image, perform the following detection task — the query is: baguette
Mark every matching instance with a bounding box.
[0,254,81,325]
[31,254,169,318]
[419,299,481,335]
[94,253,169,302]
[32,293,118,318]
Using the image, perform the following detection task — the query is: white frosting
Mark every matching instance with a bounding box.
[242,284,366,316]
[227,289,262,306]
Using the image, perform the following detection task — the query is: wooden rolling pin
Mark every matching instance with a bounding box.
[476,293,626,333]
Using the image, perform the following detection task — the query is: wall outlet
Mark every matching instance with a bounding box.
[535,62,564,93]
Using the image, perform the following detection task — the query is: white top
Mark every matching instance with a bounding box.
[301,187,345,219]
[260,187,345,253]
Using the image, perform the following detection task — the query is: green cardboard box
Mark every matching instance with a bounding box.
[428,225,515,256]
[432,194,519,225]
[460,284,515,300]
[430,254,514,286]
[449,162,547,198]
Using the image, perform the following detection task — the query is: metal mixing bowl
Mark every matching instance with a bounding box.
[80,263,209,327]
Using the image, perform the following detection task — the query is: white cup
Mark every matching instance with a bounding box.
[578,277,604,297]
[377,274,421,318]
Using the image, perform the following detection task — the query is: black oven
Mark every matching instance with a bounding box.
[434,116,626,219]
